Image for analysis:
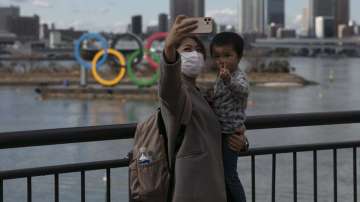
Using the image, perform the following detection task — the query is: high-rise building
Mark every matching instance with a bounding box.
[253,0,265,33]
[0,6,20,31]
[335,0,349,36]
[338,24,354,38]
[301,8,310,36]
[6,15,40,41]
[158,13,169,32]
[131,15,142,36]
[308,0,335,37]
[315,16,335,38]
[194,0,205,17]
[40,23,49,40]
[170,0,205,24]
[267,0,285,27]
[308,0,349,37]
[240,0,253,33]
[240,0,265,34]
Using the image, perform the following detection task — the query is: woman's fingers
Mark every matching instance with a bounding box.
[167,19,197,43]
[174,16,197,34]
[177,19,198,30]
[174,15,187,25]
[177,24,198,34]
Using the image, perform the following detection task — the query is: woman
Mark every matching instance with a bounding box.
[159,15,248,202]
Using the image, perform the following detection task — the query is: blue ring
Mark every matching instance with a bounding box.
[74,33,108,69]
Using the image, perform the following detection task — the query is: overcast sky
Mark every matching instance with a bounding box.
[1,0,359,32]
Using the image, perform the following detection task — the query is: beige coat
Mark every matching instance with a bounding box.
[159,53,227,202]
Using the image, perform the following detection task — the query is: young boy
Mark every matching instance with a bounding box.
[210,32,249,202]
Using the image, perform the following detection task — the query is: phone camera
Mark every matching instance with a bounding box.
[204,18,211,25]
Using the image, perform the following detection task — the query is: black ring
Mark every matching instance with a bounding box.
[110,33,144,66]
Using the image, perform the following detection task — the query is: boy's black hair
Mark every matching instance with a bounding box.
[210,32,244,58]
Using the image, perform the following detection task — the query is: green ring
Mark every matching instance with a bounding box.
[127,50,160,87]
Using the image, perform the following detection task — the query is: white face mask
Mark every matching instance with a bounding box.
[180,51,205,78]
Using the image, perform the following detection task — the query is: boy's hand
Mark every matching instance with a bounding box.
[219,64,231,84]
[228,127,248,153]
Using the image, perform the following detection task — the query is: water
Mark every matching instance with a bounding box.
[1,57,360,201]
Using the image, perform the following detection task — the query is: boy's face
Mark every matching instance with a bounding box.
[212,45,241,73]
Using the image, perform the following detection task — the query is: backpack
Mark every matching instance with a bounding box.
[128,109,187,202]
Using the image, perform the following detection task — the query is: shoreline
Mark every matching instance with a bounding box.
[247,72,318,87]
[0,72,317,87]
[0,72,318,100]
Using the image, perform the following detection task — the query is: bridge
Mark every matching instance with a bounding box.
[252,37,360,56]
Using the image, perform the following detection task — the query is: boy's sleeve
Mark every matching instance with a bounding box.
[224,71,249,98]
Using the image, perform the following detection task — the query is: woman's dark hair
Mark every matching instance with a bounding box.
[175,34,207,59]
[210,32,244,58]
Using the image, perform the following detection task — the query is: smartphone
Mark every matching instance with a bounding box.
[184,17,213,34]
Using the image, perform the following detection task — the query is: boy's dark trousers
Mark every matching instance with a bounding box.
[222,134,247,202]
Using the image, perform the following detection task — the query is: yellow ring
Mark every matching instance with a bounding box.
[91,48,126,86]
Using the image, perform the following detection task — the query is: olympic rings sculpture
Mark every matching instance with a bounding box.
[74,32,167,87]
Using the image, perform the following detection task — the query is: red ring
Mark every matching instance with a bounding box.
[144,32,168,70]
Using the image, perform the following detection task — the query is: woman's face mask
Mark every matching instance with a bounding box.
[180,51,205,78]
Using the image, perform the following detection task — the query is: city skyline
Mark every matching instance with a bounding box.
[0,0,359,33]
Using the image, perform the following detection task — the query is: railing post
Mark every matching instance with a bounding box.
[251,155,255,202]
[27,177,32,202]
[0,178,3,202]
[54,174,59,202]
[81,171,85,202]
[313,150,317,202]
[106,168,111,202]
[293,152,297,202]
[333,149,337,202]
[354,147,357,202]
[272,154,276,202]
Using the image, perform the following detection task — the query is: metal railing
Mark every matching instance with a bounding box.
[0,110,360,202]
